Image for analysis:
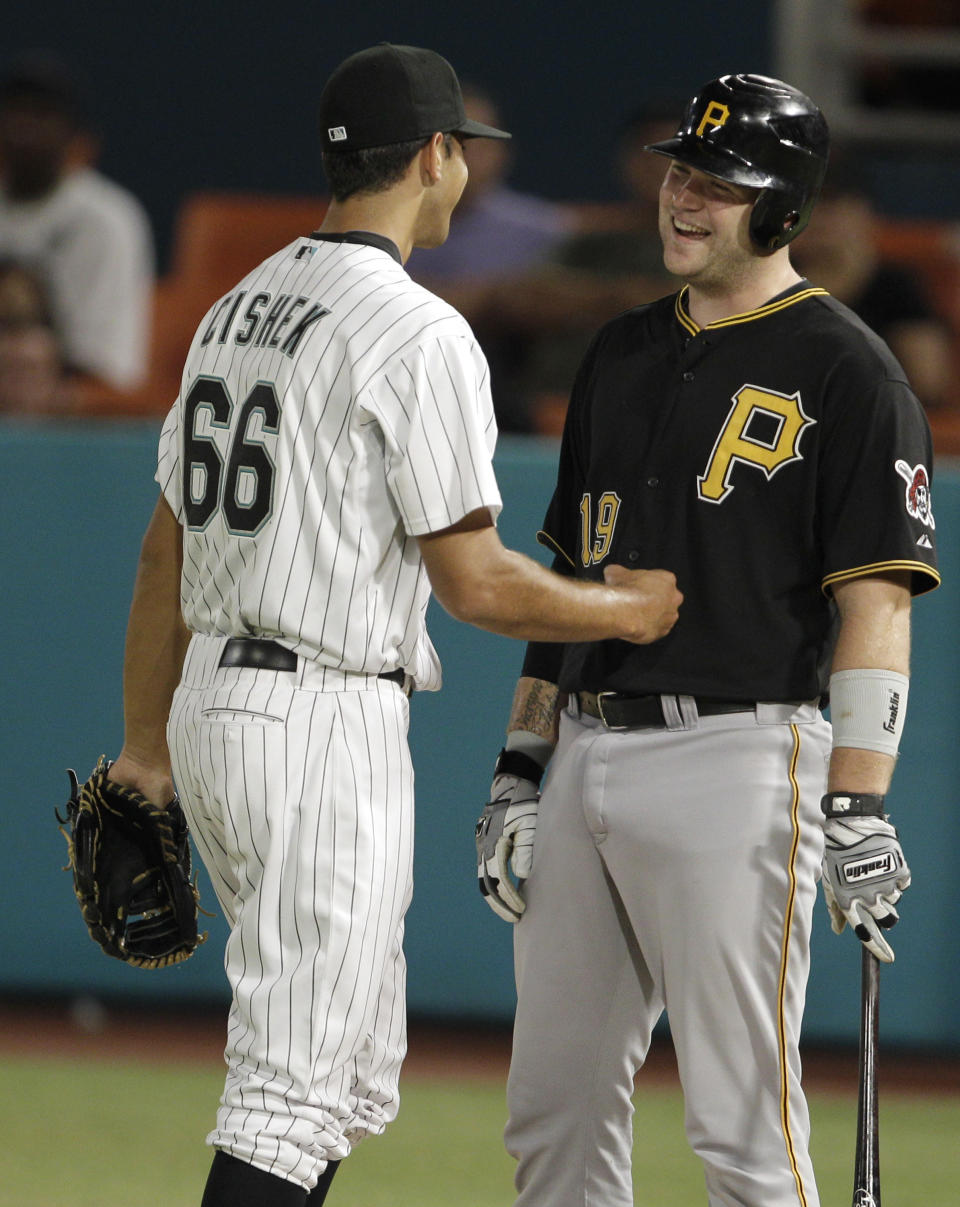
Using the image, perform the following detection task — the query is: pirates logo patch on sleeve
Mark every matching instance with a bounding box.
[895,459,935,530]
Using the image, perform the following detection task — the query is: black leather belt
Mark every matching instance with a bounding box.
[219,638,405,686]
[578,690,752,730]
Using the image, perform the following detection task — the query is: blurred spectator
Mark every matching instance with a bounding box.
[409,93,685,433]
[0,258,67,413]
[407,83,574,283]
[406,84,576,431]
[516,99,682,429]
[546,98,682,281]
[792,153,955,412]
[0,53,154,393]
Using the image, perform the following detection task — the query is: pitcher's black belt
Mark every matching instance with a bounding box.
[219,637,406,685]
[578,690,752,730]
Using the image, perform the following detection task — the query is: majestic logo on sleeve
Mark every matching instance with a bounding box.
[895,460,935,530]
[698,384,816,503]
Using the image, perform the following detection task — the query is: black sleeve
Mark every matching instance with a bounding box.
[818,356,939,597]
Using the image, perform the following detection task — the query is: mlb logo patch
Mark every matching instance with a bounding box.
[328,126,347,142]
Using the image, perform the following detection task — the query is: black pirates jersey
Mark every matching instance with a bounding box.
[522,281,940,701]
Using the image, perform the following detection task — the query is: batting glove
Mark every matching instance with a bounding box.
[821,795,911,963]
[475,749,543,923]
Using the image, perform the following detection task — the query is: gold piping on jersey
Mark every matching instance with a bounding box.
[822,560,941,596]
[674,285,830,335]
[536,529,576,568]
[777,723,810,1207]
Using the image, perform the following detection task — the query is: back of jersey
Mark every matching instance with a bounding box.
[156,233,500,690]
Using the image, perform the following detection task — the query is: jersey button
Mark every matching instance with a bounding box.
[646,476,660,488]
[682,371,694,382]
[627,550,640,562]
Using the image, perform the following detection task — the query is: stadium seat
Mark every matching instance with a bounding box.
[167,191,329,298]
[73,191,330,415]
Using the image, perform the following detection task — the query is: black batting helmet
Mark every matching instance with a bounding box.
[646,74,829,251]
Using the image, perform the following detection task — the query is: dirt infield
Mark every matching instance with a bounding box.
[1,995,957,1095]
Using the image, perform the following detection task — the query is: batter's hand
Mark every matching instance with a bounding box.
[476,773,539,923]
[603,565,682,644]
[821,816,911,963]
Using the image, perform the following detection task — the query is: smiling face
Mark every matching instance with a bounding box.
[657,159,761,292]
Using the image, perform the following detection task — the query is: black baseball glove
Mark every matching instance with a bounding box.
[57,756,206,969]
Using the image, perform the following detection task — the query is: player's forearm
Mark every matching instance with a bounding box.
[826,747,895,795]
[422,528,675,644]
[827,572,911,795]
[120,497,190,773]
[507,676,564,746]
[447,547,636,641]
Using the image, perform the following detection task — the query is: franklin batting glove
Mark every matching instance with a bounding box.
[475,749,543,923]
[821,811,910,964]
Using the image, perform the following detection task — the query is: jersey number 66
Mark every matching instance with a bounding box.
[182,376,280,535]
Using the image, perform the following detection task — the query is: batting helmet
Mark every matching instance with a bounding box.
[646,74,829,251]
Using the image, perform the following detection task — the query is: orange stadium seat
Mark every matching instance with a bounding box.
[168,191,329,298]
[157,191,330,399]
[74,191,329,417]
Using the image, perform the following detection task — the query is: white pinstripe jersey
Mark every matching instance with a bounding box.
[156,232,502,691]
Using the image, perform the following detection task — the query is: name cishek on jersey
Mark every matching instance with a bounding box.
[157,231,502,691]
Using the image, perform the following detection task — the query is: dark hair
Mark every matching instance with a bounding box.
[0,52,84,127]
[321,133,452,202]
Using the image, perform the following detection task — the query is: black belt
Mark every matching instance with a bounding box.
[577,690,752,730]
[219,638,406,685]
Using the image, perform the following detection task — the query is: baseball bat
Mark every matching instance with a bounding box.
[852,947,881,1207]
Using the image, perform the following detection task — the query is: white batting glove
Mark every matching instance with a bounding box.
[821,804,911,963]
[475,749,543,923]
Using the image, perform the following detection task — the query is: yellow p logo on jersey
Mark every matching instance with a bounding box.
[698,384,815,503]
[696,102,731,138]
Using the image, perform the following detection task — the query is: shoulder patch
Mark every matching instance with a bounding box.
[895,460,935,530]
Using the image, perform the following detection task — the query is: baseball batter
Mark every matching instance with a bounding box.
[104,43,680,1207]
[476,75,939,1207]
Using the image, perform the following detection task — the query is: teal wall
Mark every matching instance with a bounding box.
[3,420,957,1048]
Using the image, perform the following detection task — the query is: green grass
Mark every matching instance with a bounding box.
[2,1054,957,1206]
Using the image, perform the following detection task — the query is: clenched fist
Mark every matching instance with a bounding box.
[603,565,682,644]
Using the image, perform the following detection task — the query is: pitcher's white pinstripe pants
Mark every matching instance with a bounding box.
[169,635,414,1192]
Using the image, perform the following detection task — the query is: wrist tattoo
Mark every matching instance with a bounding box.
[510,679,561,740]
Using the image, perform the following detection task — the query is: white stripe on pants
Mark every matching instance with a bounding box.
[168,634,414,1191]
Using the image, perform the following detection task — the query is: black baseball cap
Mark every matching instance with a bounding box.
[319,43,511,153]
